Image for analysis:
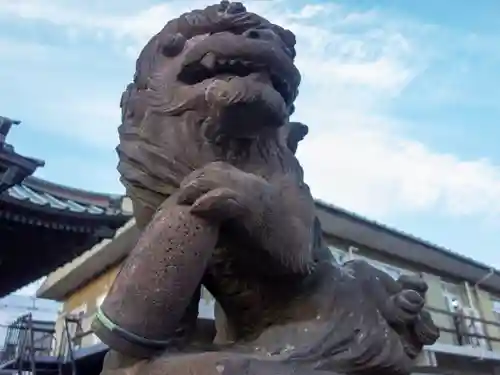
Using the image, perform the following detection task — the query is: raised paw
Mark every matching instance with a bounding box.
[177,161,271,222]
[387,289,425,325]
[390,275,439,359]
[344,261,439,365]
[397,274,428,296]
[177,162,234,206]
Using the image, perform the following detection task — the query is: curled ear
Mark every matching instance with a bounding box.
[286,121,309,154]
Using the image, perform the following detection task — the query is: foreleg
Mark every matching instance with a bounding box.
[92,198,219,358]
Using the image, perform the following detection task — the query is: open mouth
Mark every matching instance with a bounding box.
[178,53,293,106]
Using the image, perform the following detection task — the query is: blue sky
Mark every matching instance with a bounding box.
[0,295,59,341]
[0,0,499,300]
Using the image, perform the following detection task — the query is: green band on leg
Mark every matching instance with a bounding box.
[95,307,173,349]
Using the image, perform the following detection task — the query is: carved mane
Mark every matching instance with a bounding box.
[116,3,302,229]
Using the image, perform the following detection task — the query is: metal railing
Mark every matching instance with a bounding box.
[57,315,82,375]
[58,314,96,353]
[0,311,100,375]
[3,306,495,375]
[56,307,500,354]
[426,306,500,352]
[0,313,58,374]
[0,312,89,375]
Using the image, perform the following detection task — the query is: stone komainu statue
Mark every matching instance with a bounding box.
[92,2,440,375]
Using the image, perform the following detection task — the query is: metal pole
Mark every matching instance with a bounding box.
[64,317,77,375]
[28,314,36,375]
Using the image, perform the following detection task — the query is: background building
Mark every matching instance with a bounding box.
[0,116,132,375]
[36,200,500,375]
[0,116,132,298]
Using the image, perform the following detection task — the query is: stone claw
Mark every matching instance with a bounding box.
[389,289,425,325]
[178,180,211,206]
[190,187,247,221]
[177,162,238,206]
[414,310,440,346]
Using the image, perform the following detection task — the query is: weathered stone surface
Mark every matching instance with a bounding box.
[92,2,439,374]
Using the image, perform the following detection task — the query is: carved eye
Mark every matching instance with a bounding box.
[243,28,276,42]
[160,33,186,57]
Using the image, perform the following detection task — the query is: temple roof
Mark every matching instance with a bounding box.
[0,115,133,297]
[0,176,132,298]
[1,176,125,217]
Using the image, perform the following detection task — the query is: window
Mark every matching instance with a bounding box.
[493,299,500,322]
[328,246,347,265]
[367,260,402,280]
[353,255,404,280]
[441,281,469,311]
[327,244,408,280]
[377,264,402,280]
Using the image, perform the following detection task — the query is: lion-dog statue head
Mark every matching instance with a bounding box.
[117,1,308,229]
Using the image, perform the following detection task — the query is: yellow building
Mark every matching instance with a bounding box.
[37,199,500,375]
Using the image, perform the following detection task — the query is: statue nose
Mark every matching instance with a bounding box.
[242,28,294,59]
[243,28,278,42]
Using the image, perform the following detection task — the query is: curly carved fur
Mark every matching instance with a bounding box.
[103,3,440,375]
[117,1,302,230]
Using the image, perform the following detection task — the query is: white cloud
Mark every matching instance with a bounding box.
[298,126,500,218]
[0,0,499,221]
[42,96,122,149]
[289,4,333,20]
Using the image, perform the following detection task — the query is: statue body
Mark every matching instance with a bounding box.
[92,2,439,374]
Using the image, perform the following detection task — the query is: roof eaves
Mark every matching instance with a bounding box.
[2,177,134,218]
[314,199,500,278]
[36,219,138,300]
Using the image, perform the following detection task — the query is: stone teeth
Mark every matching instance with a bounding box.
[200,52,216,70]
